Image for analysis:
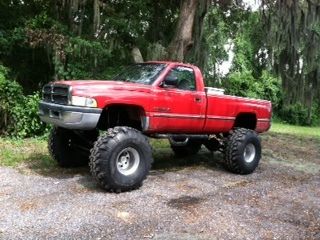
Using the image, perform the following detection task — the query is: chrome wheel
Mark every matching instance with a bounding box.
[243,143,256,163]
[116,147,140,176]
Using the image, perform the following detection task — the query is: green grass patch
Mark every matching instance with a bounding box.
[0,137,56,168]
[270,122,320,138]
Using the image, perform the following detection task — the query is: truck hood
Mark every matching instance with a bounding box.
[57,80,153,96]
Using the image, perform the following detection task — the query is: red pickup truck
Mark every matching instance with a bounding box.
[39,61,272,192]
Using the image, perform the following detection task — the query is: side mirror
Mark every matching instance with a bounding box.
[163,76,178,87]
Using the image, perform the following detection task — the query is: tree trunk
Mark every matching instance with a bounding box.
[167,0,198,61]
[132,47,144,63]
[68,0,80,33]
[93,0,100,36]
[191,0,210,69]
[306,69,317,125]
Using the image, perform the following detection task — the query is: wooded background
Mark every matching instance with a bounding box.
[0,0,319,137]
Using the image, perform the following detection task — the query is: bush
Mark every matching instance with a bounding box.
[0,65,48,138]
[259,71,282,109]
[0,65,24,134]
[224,70,281,107]
[224,70,259,98]
[279,103,308,126]
[11,92,49,138]
[279,103,320,126]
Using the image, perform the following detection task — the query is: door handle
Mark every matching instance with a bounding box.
[195,96,201,102]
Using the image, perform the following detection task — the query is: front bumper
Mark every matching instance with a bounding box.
[39,101,102,130]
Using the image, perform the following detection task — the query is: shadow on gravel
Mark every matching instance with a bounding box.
[76,176,106,192]
[167,196,205,210]
[25,152,103,191]
[22,147,227,192]
[151,148,226,173]
[23,152,90,179]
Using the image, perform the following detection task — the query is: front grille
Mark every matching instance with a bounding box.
[42,84,70,105]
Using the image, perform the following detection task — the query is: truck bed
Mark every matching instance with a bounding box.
[203,93,272,133]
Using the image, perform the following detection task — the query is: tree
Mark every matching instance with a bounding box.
[166,0,198,61]
[261,0,320,125]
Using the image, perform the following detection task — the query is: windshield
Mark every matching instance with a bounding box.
[113,63,166,85]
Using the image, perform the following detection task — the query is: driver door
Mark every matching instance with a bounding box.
[154,66,206,133]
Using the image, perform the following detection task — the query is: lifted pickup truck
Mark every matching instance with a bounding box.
[39,61,272,192]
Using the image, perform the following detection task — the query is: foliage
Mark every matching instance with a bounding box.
[279,103,308,126]
[11,93,49,138]
[0,65,24,134]
[0,65,48,137]
[259,71,282,109]
[261,0,320,124]
[0,0,319,140]
[224,70,281,107]
[202,5,259,86]
[231,12,267,77]
[0,65,23,105]
[60,37,113,79]
[278,103,319,126]
[202,7,230,85]
[225,70,258,97]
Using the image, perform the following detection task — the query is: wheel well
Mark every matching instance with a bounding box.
[97,104,146,131]
[233,113,257,130]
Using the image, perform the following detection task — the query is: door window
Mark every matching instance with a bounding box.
[165,66,196,91]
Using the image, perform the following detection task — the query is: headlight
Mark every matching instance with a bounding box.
[71,96,97,108]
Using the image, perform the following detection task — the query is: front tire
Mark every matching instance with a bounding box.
[48,127,98,167]
[224,128,261,174]
[89,127,153,192]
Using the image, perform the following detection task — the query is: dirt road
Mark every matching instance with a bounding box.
[0,132,319,239]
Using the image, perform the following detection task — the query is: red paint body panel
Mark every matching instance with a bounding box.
[204,95,271,133]
[56,61,272,134]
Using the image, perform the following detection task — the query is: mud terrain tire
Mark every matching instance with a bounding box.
[89,127,153,192]
[49,127,98,167]
[225,128,261,174]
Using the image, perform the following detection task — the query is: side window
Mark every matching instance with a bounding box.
[166,66,196,91]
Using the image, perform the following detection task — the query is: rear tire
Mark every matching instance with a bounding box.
[89,127,153,192]
[224,128,261,174]
[48,127,98,168]
[170,138,202,157]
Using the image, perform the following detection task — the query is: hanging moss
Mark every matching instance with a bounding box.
[262,0,320,125]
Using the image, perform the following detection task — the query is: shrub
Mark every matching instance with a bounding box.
[224,70,281,107]
[279,103,308,126]
[11,92,49,138]
[224,70,259,98]
[259,70,282,109]
[278,102,320,126]
[0,65,48,137]
[0,65,24,135]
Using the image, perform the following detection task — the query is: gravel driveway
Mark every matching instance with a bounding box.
[0,133,319,239]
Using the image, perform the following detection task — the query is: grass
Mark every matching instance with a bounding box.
[270,122,320,138]
[0,137,55,168]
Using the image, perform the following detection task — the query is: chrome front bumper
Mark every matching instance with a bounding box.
[39,101,102,130]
